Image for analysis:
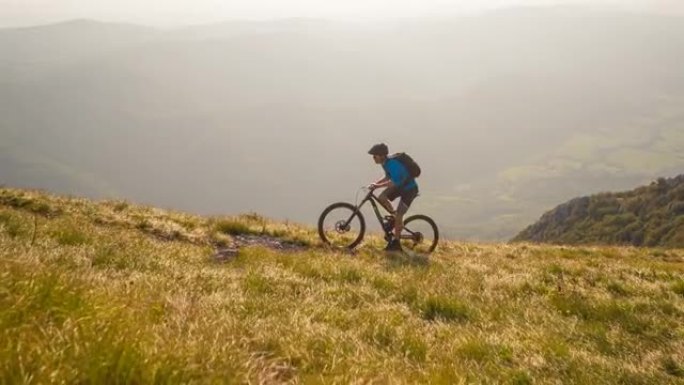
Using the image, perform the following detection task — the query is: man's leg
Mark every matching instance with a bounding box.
[393,188,418,242]
[393,203,407,240]
[378,187,398,215]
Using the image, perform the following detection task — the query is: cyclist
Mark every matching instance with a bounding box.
[367,143,419,251]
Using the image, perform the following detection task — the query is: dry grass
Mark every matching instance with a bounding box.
[1,187,683,384]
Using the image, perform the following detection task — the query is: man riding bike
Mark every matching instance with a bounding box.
[367,143,419,252]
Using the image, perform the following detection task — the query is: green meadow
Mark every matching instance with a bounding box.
[1,188,683,384]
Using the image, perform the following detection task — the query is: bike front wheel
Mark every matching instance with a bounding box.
[400,214,439,254]
[318,202,366,249]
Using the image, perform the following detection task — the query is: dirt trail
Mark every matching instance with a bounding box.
[212,234,309,262]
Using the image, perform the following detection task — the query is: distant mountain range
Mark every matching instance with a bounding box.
[1,6,683,241]
[513,175,684,248]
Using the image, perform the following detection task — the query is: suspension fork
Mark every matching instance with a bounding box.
[343,195,370,226]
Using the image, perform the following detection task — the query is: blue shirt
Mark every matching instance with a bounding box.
[384,158,418,191]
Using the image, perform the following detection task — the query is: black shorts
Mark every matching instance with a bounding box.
[381,186,419,214]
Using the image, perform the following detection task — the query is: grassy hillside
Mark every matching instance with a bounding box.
[1,187,683,384]
[513,175,684,248]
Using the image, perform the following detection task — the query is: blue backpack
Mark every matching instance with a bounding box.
[384,152,421,182]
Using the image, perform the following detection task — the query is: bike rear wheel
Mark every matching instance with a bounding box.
[400,214,439,254]
[318,202,366,249]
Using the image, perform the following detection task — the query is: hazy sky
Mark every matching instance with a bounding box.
[1,0,682,27]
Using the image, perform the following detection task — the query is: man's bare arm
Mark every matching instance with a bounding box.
[370,177,393,189]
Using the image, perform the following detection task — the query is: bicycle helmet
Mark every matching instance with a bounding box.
[368,143,389,156]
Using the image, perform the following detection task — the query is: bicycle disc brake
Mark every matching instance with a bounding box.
[335,220,350,233]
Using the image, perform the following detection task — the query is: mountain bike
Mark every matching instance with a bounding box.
[318,187,439,253]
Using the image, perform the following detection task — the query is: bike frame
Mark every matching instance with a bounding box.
[358,190,388,227]
[345,190,417,239]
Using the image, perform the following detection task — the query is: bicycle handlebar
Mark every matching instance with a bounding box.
[354,186,378,207]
